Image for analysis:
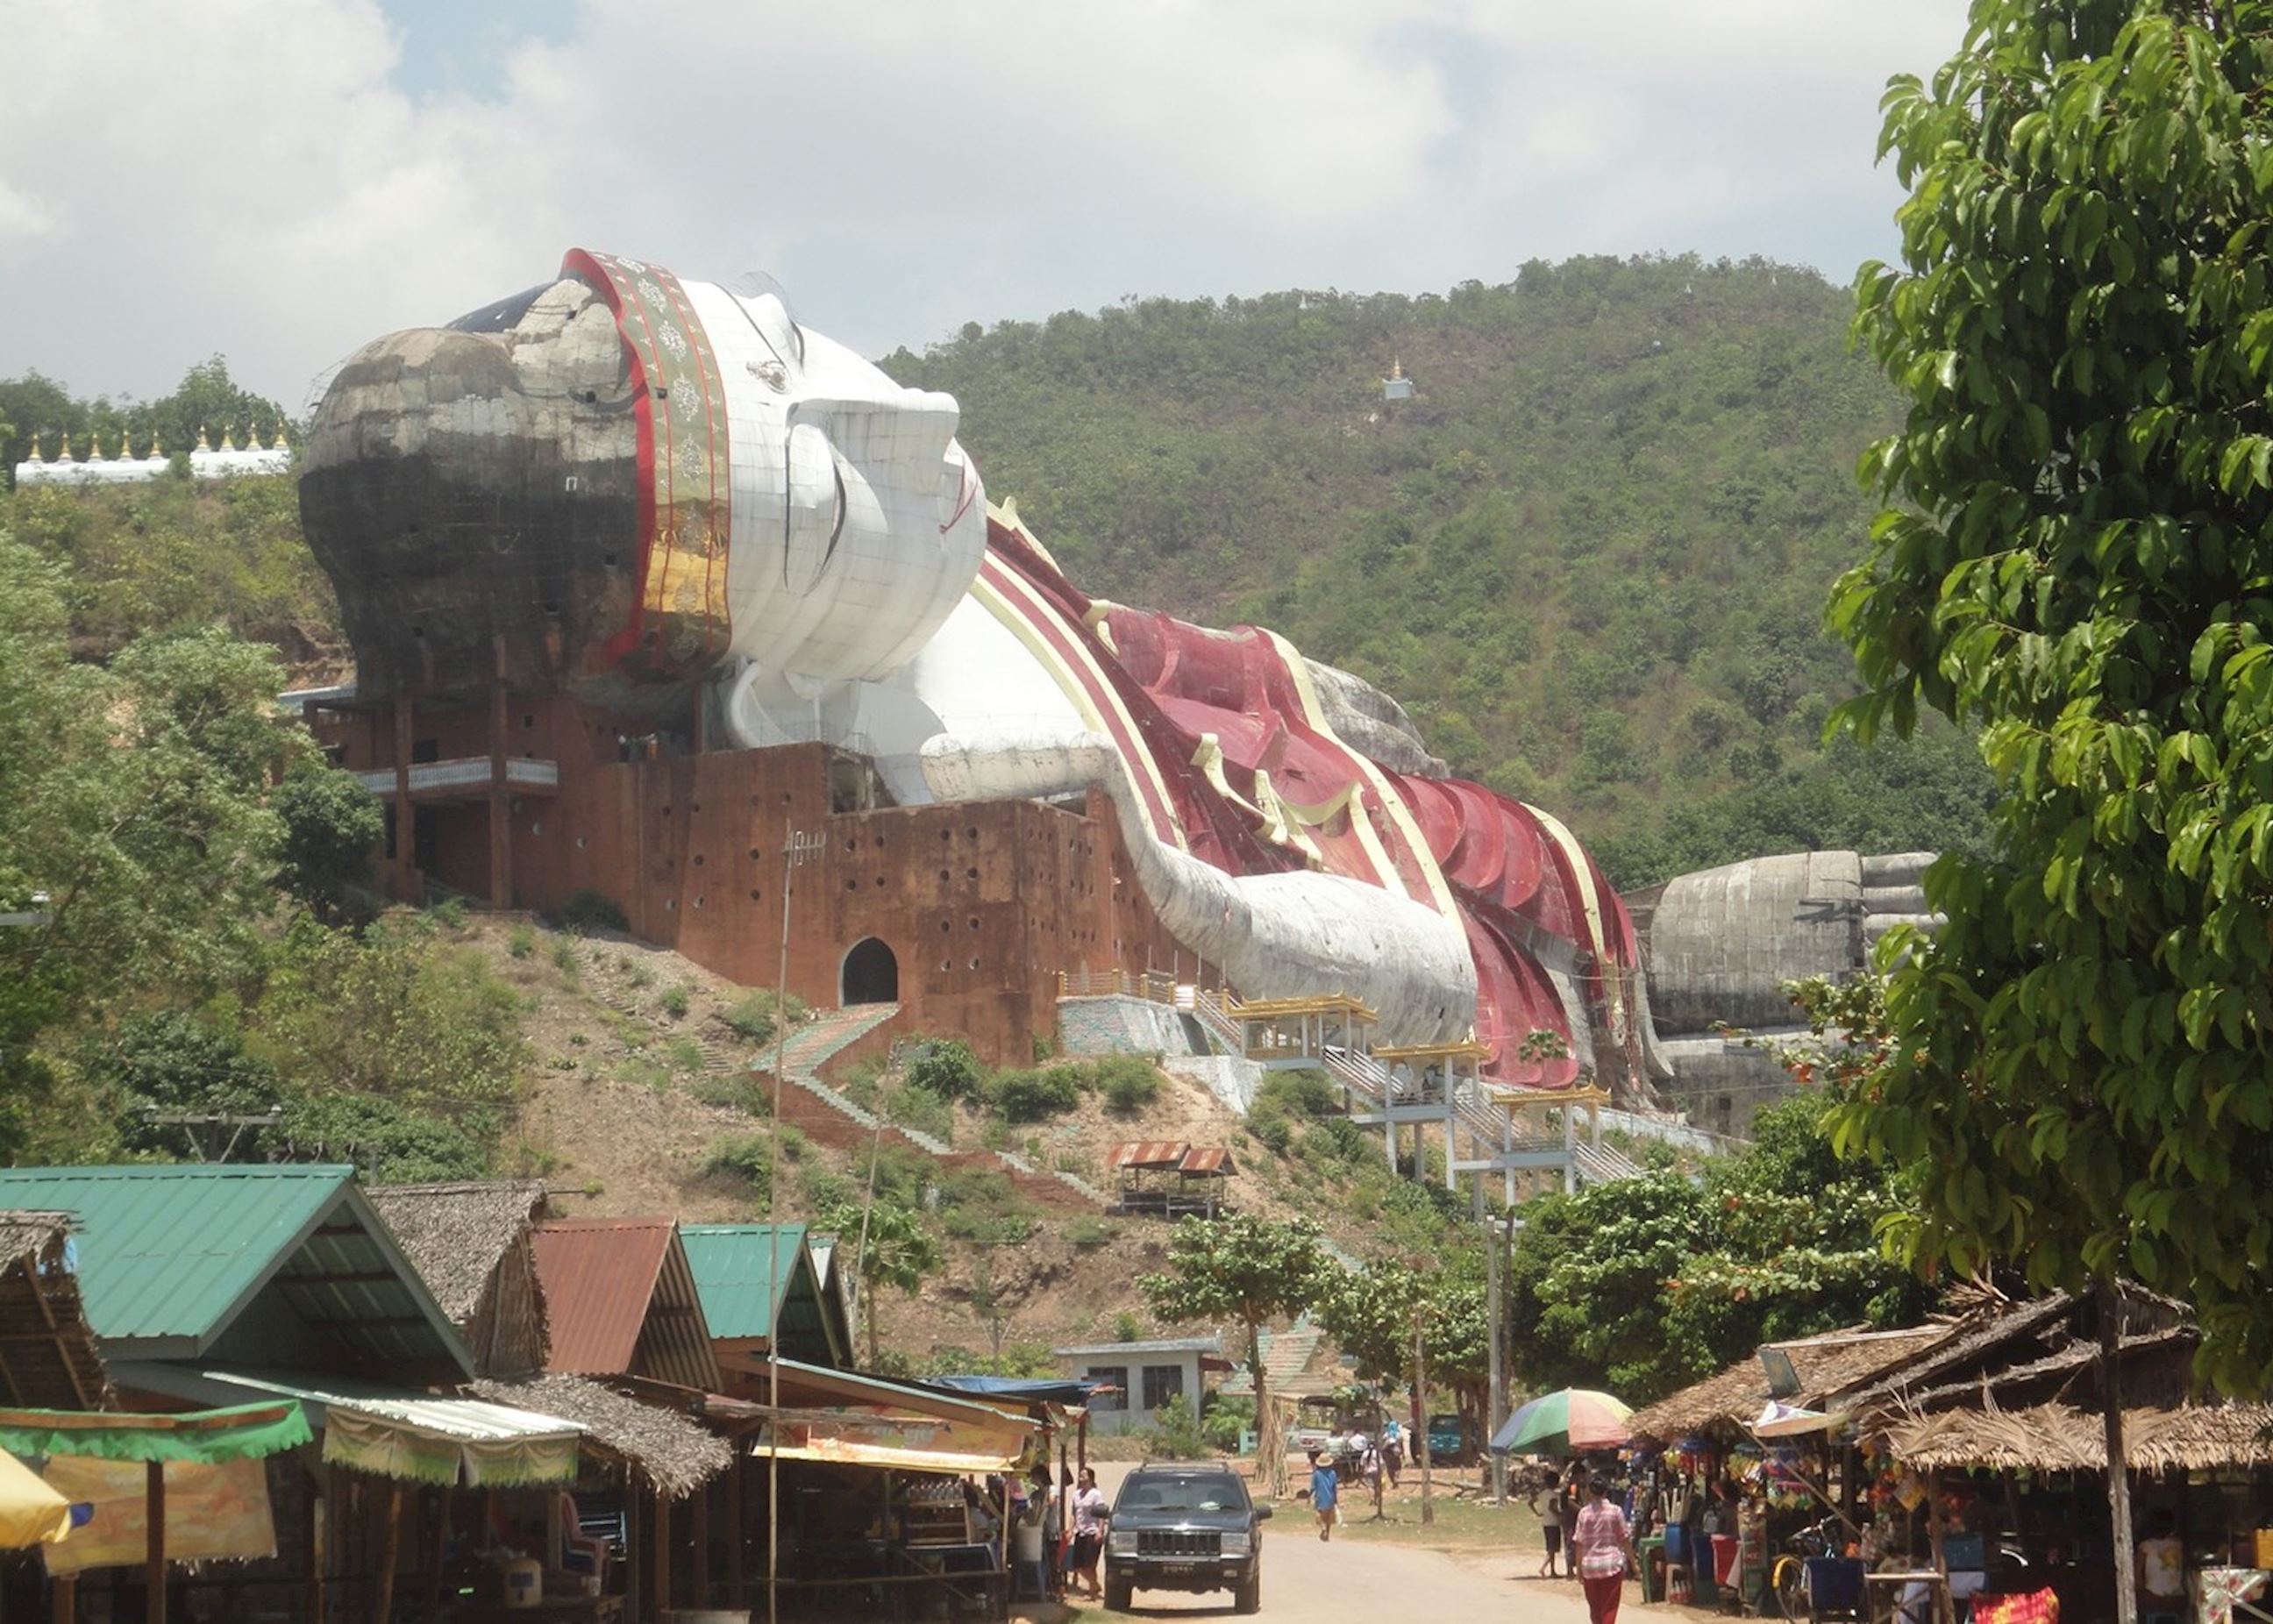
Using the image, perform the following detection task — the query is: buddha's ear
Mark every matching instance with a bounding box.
[782,420,846,590]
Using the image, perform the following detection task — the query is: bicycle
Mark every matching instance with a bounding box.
[1771,1517,1845,1623]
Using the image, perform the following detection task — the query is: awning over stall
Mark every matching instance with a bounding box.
[0,1400,310,1465]
[752,1409,1035,1473]
[113,1366,581,1487]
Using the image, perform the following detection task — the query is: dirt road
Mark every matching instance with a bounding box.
[1086,1464,1607,1624]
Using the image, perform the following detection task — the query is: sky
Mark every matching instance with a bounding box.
[0,0,1971,412]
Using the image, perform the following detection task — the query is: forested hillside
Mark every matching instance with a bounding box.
[883,253,1995,885]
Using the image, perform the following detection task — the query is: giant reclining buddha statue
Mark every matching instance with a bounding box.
[299,250,1666,1092]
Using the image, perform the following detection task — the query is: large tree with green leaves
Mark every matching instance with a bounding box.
[821,1197,943,1370]
[1831,0,2273,1393]
[0,533,299,1156]
[1140,1214,1327,1497]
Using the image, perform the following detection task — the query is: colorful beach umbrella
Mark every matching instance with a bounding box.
[0,1449,72,1549]
[1491,1388,1633,1456]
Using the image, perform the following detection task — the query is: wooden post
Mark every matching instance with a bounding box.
[427,1485,451,1616]
[727,1452,745,1602]
[692,1477,710,1606]
[488,637,512,908]
[624,1478,640,1624]
[1926,1467,1952,1624]
[2101,1279,2139,1624]
[306,1468,326,1624]
[652,1488,671,1620]
[374,1484,401,1624]
[50,1576,75,1624]
[146,1459,166,1624]
[391,694,418,904]
[1076,1411,1088,1476]
[1487,1218,1507,1506]
[1413,1308,1435,1526]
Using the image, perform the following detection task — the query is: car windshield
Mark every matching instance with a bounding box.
[1118,1476,1248,1514]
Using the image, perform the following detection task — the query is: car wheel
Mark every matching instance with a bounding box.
[1236,1568,1261,1614]
[1105,1573,1133,1611]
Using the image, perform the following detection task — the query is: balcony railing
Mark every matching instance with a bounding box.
[355,758,559,799]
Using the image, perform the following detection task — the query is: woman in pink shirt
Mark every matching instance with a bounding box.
[1571,1475,1635,1624]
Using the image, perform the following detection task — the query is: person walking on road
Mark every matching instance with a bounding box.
[1381,1416,1405,1487]
[1308,1448,1341,1542]
[1572,1473,1635,1624]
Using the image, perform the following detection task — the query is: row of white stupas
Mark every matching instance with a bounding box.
[14,424,292,486]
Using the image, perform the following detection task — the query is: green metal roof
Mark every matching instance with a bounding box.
[0,1165,471,1374]
[679,1224,810,1342]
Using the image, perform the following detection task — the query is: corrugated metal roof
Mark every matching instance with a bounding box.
[1052,1337,1222,1357]
[1177,1147,1235,1176]
[1108,1142,1189,1170]
[532,1219,718,1391]
[679,1224,807,1341]
[0,1166,347,1344]
[116,1363,582,1447]
[0,1167,470,1374]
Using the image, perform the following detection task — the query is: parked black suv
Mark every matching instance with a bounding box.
[1102,1461,1271,1613]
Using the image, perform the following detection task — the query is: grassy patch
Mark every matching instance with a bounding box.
[1331,1487,1543,1552]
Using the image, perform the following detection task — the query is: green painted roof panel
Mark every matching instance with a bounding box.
[0,1165,354,1345]
[679,1224,809,1342]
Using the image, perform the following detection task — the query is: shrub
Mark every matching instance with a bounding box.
[427,896,468,930]
[935,1168,1037,1243]
[906,1037,982,1101]
[553,889,629,934]
[884,1082,955,1145]
[689,1073,765,1111]
[991,1066,1082,1123]
[1031,1032,1055,1062]
[660,984,690,1019]
[1201,1394,1254,1456]
[1255,1068,1338,1119]
[723,989,808,1044]
[507,923,537,959]
[666,1036,706,1073]
[550,937,580,979]
[1247,1109,1293,1154]
[1066,1214,1116,1249]
[702,1127,802,1189]
[1146,1394,1207,1460]
[1114,1310,1144,1343]
[1096,1058,1160,1115]
[624,961,654,990]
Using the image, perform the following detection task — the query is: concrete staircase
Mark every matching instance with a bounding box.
[759,1005,1111,1211]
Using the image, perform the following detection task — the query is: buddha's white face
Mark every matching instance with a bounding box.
[299,251,985,711]
[673,280,987,690]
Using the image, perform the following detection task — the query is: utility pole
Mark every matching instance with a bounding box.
[1487,1216,1507,1506]
[767,823,824,1624]
[1411,1300,1435,1527]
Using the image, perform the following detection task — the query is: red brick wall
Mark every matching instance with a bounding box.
[321,695,1186,1065]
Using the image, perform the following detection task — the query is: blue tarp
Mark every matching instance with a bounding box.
[919,1376,1098,1407]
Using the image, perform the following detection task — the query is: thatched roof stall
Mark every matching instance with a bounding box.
[1628,1324,1957,1442]
[367,1180,551,1378]
[1885,1401,2273,1476]
[1844,1284,2196,1421]
[472,1373,730,1499]
[0,1209,111,1409]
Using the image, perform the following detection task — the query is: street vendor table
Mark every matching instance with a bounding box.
[1865,1568,1948,1624]
[2192,1567,2271,1624]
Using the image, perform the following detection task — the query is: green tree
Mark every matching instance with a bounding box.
[273,759,384,923]
[1139,1214,1327,1496]
[822,1197,943,1369]
[1830,0,2273,1393]
[0,536,296,1156]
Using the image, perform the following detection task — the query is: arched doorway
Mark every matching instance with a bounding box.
[841,937,899,1004]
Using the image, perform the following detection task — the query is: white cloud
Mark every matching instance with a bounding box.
[0,0,1970,407]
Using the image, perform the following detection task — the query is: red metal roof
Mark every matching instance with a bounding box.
[1177,1147,1235,1177]
[531,1219,717,1391]
[1108,1142,1189,1171]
